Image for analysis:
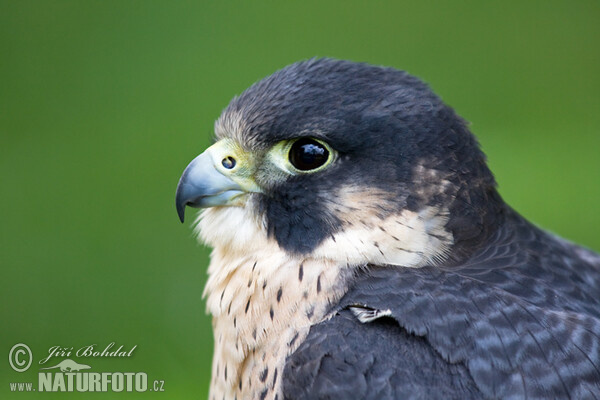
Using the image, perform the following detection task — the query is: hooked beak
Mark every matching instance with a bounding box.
[175,139,260,222]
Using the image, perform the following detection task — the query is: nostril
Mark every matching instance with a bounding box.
[222,156,236,169]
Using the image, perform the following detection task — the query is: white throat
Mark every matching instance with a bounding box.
[195,201,452,400]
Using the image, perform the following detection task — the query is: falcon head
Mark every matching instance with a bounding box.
[176,58,502,267]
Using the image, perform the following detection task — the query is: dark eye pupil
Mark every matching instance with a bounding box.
[289,138,329,171]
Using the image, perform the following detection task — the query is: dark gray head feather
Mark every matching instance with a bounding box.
[219,58,503,259]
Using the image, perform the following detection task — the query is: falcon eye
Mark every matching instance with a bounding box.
[267,137,336,175]
[289,138,330,171]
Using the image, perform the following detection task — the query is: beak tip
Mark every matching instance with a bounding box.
[175,190,186,223]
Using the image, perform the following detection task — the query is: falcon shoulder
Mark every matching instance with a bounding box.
[283,208,600,399]
[283,307,482,399]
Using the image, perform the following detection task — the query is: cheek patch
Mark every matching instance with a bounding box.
[313,185,453,268]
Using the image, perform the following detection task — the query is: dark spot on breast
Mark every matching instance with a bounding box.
[270,307,274,320]
[247,277,253,288]
[303,291,308,299]
[379,226,387,232]
[429,232,447,241]
[396,246,421,254]
[397,219,414,229]
[317,275,322,293]
[245,298,251,314]
[259,367,269,382]
[262,280,267,290]
[233,317,237,328]
[275,395,279,400]
[298,263,304,282]
[259,389,268,400]
[252,329,257,340]
[252,261,257,271]
[272,368,278,387]
[224,364,227,380]
[227,302,232,315]
[289,332,299,347]
[238,379,242,390]
[306,306,314,319]
[277,287,282,302]
[220,289,225,305]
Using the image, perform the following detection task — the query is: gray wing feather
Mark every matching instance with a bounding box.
[283,210,600,399]
[283,308,481,400]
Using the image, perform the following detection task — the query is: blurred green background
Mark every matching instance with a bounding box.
[1,1,598,398]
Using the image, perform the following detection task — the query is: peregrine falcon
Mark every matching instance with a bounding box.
[175,58,600,399]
